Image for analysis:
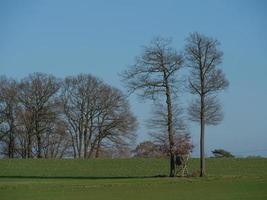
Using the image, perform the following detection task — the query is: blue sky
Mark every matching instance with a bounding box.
[0,0,267,156]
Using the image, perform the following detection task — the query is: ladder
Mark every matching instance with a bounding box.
[175,154,189,177]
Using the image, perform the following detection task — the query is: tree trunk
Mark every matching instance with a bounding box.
[8,115,15,158]
[8,132,15,158]
[95,139,101,158]
[170,153,175,177]
[37,134,42,158]
[200,94,205,177]
[84,131,87,158]
[88,138,98,159]
[23,140,27,158]
[78,132,82,158]
[164,71,175,177]
[27,134,32,158]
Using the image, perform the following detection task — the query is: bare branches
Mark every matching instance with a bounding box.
[120,37,184,177]
[188,96,223,126]
[147,102,193,156]
[17,73,61,158]
[61,74,137,159]
[147,102,188,135]
[185,32,229,126]
[204,68,229,95]
[0,76,19,158]
[185,32,229,177]
[121,37,183,100]
[0,73,137,159]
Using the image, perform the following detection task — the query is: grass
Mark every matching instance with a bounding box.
[0,158,267,200]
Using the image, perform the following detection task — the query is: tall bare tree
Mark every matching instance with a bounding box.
[61,74,137,159]
[185,32,229,177]
[0,77,19,158]
[121,37,183,177]
[61,74,100,158]
[17,73,60,158]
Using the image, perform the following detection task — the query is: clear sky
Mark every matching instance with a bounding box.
[1,0,267,157]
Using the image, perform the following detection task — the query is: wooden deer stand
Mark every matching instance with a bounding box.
[175,154,189,177]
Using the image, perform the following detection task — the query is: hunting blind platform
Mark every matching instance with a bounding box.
[175,154,189,177]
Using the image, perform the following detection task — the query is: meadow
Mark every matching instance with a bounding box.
[0,158,266,200]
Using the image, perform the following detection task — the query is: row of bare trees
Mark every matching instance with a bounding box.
[121,32,229,177]
[1,32,228,177]
[0,73,137,158]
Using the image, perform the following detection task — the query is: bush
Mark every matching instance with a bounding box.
[212,149,234,158]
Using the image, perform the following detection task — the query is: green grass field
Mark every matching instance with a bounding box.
[0,158,267,200]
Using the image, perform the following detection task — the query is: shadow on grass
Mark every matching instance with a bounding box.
[0,175,167,180]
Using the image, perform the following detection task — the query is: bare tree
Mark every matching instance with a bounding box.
[93,85,137,158]
[0,77,19,158]
[185,32,229,177]
[17,73,60,158]
[121,37,183,177]
[61,74,100,158]
[0,72,136,159]
[61,74,137,159]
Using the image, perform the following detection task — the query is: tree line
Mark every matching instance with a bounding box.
[0,32,229,177]
[0,73,137,159]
